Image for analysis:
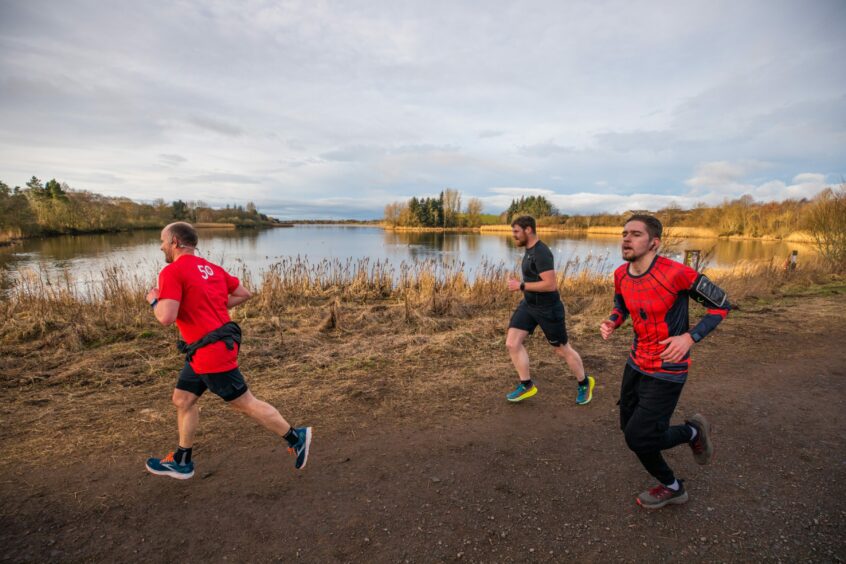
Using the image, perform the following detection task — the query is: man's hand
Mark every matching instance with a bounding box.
[659,333,694,363]
[600,319,616,340]
[507,278,522,292]
[146,287,160,305]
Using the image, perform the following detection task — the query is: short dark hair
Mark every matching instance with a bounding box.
[511,215,536,233]
[625,214,662,239]
[167,222,198,248]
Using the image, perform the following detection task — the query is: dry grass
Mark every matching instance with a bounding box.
[0,255,840,469]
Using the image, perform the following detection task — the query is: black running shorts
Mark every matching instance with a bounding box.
[508,299,568,346]
[175,362,249,402]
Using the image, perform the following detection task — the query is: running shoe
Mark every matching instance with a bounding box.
[636,481,688,509]
[145,452,195,480]
[576,376,595,405]
[686,413,713,465]
[288,426,313,470]
[506,382,537,402]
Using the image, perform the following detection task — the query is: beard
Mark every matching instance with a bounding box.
[621,248,641,262]
[514,237,527,247]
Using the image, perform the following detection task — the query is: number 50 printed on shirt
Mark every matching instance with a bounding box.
[197,265,214,279]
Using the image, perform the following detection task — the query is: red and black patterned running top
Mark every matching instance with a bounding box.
[608,255,730,382]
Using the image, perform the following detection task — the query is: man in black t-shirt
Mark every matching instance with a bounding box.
[505,215,596,405]
[505,216,595,404]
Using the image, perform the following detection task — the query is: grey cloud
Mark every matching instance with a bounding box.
[159,153,187,165]
[593,130,689,154]
[518,142,575,158]
[186,116,244,137]
[170,173,262,184]
[320,145,386,162]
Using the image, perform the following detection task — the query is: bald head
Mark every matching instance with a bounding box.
[163,222,198,248]
[159,222,198,263]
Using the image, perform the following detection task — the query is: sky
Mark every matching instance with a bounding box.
[1,0,844,219]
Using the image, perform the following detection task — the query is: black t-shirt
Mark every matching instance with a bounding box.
[522,240,561,306]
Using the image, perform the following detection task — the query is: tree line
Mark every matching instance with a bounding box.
[1,176,278,241]
[529,192,839,240]
[402,190,839,242]
[383,189,490,228]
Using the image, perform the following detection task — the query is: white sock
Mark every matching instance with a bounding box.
[688,425,698,442]
[665,479,680,491]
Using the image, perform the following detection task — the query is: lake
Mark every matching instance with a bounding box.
[0,225,812,290]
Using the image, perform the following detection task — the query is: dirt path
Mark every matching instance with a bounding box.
[1,294,845,562]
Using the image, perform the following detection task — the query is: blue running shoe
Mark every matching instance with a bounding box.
[506,382,537,402]
[576,376,595,405]
[145,452,195,480]
[288,426,312,470]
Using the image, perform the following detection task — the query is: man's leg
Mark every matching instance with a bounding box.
[173,389,201,449]
[228,390,292,436]
[227,388,313,470]
[541,301,593,404]
[145,388,201,479]
[553,343,586,382]
[622,374,694,508]
[505,327,538,402]
[505,328,531,382]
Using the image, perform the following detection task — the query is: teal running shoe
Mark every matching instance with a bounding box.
[506,382,537,402]
[288,426,312,470]
[145,452,195,480]
[576,376,595,405]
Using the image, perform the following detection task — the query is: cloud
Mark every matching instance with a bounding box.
[594,129,686,153]
[320,145,385,162]
[0,0,843,217]
[186,116,244,137]
[159,153,187,165]
[684,160,771,193]
[745,173,831,202]
[518,141,574,158]
[170,173,262,184]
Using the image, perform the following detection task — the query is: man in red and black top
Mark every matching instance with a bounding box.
[144,222,312,479]
[600,215,729,509]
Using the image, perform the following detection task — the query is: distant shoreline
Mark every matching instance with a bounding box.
[381,223,816,243]
[2,222,817,246]
[0,222,292,246]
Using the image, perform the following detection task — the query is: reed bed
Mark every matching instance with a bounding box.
[1,253,835,346]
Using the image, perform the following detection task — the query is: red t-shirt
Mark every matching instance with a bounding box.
[157,255,241,374]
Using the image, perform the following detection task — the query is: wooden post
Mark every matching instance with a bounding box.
[684,249,701,270]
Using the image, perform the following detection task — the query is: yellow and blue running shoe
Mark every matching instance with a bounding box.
[576,376,595,405]
[507,382,537,402]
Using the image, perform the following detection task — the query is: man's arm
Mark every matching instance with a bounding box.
[507,270,558,292]
[601,272,629,340]
[146,287,179,325]
[526,270,558,292]
[659,271,730,362]
[153,299,180,325]
[227,284,252,308]
[687,274,730,342]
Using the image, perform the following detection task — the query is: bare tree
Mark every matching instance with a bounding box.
[465,197,483,227]
[384,201,405,226]
[807,184,846,271]
[442,188,461,228]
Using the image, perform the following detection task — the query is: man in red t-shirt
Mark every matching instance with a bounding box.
[144,222,312,479]
[600,215,729,509]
